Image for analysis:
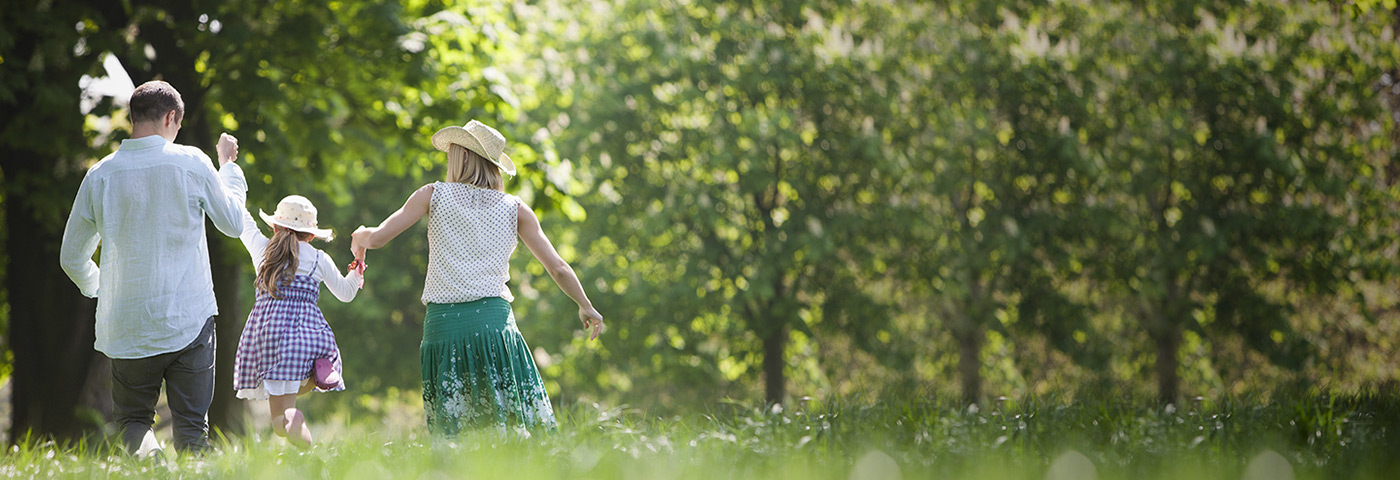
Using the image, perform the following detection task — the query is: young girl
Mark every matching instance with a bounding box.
[351,120,603,436]
[234,194,364,446]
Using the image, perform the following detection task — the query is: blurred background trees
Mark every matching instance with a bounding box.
[2,0,1398,444]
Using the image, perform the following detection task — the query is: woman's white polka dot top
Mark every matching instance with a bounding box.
[421,182,519,305]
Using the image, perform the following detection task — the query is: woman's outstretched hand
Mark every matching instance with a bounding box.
[579,306,604,341]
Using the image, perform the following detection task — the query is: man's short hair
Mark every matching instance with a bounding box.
[129,80,184,125]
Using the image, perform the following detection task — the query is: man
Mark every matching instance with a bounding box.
[59,80,247,455]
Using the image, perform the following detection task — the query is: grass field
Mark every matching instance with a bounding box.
[3,393,1399,479]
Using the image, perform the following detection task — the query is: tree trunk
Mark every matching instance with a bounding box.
[956,324,983,405]
[3,152,105,444]
[206,234,247,435]
[761,325,787,406]
[1153,322,1181,404]
[1150,277,1184,405]
[956,275,987,405]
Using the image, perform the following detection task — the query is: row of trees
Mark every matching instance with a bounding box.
[2,0,1398,444]
[512,0,1400,406]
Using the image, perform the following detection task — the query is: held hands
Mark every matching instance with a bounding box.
[579,306,604,341]
[216,133,239,166]
[350,225,374,261]
[348,227,372,289]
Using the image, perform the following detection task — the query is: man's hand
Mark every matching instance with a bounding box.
[216,133,239,166]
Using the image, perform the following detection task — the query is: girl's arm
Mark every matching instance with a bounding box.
[517,200,605,340]
[351,184,433,259]
[318,251,362,302]
[239,205,270,266]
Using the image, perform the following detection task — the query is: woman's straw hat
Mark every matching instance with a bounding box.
[258,195,333,239]
[431,120,517,176]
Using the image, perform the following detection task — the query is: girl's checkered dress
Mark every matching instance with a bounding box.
[233,259,344,394]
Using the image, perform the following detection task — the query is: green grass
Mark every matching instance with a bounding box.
[4,393,1400,479]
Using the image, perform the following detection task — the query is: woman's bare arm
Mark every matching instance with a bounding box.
[517,200,604,340]
[351,184,433,259]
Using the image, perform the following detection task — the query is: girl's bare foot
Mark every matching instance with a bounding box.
[271,414,288,437]
[283,408,313,447]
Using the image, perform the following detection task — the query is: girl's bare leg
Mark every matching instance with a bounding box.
[269,393,313,447]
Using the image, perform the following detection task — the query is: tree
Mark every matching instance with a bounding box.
[882,2,1112,403]
[530,0,921,405]
[1097,2,1399,402]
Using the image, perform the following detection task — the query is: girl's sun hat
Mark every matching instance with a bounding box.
[259,195,333,239]
[431,120,517,176]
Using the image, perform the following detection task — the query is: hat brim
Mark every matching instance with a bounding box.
[259,209,334,239]
[431,126,517,176]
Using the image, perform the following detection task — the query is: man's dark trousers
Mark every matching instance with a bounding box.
[109,316,216,454]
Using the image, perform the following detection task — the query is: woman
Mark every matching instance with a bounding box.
[351,120,604,435]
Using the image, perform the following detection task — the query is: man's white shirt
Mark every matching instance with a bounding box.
[60,135,247,359]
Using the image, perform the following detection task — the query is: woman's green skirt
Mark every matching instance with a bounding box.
[422,297,557,435]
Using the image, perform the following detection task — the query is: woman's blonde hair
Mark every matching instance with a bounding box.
[446,144,504,191]
[256,226,314,298]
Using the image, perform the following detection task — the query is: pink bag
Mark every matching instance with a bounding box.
[313,358,341,389]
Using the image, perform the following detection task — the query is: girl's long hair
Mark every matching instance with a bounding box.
[446,143,504,190]
[256,226,313,298]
